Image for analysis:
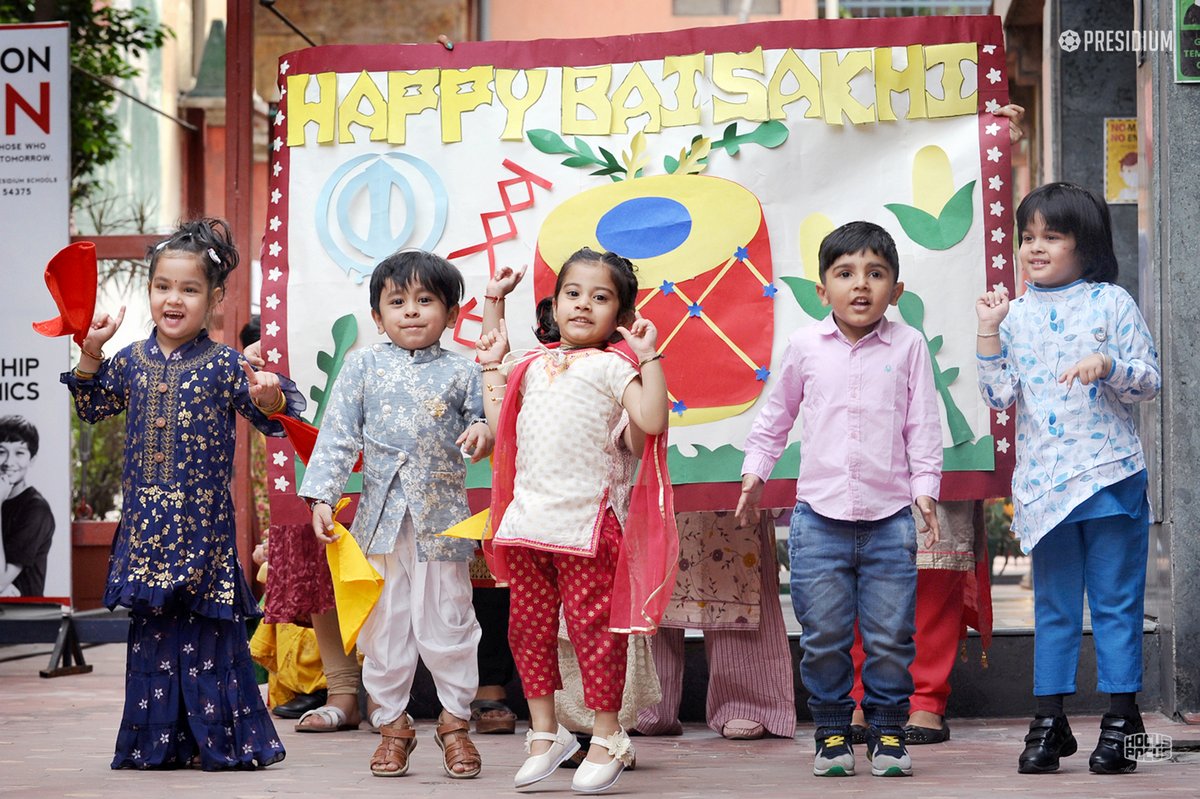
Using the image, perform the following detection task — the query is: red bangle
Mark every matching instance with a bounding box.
[484,295,502,303]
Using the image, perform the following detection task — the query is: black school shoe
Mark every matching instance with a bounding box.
[1089,711,1146,774]
[1018,715,1077,774]
[271,689,328,719]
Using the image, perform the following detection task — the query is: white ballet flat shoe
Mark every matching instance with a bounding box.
[571,728,634,794]
[515,724,580,789]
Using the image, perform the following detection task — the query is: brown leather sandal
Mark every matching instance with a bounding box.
[370,716,417,777]
[435,718,482,779]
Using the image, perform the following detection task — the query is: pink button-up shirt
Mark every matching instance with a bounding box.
[741,315,942,521]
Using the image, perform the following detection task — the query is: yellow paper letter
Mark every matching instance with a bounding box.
[495,69,547,141]
[441,66,494,143]
[874,45,928,121]
[337,71,389,143]
[286,72,337,146]
[611,62,664,134]
[387,70,439,146]
[925,43,978,118]
[562,66,613,136]
[819,50,875,125]
[712,48,768,124]
[767,48,823,120]
[661,53,704,128]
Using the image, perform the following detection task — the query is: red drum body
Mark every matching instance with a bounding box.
[534,175,774,424]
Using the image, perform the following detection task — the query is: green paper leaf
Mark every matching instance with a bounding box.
[897,291,925,329]
[928,335,943,355]
[780,276,831,321]
[749,120,790,148]
[573,137,596,159]
[527,129,573,155]
[310,314,359,427]
[941,366,960,385]
[884,181,976,251]
[663,155,680,173]
[561,155,594,168]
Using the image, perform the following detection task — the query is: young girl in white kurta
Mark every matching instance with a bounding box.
[976,183,1160,776]
[477,249,674,794]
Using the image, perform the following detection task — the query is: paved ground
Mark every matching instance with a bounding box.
[2,642,1197,799]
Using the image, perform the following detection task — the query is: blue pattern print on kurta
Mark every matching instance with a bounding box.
[976,280,1160,552]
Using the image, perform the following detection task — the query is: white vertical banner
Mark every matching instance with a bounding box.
[0,22,71,601]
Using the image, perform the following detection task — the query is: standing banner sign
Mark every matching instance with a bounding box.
[0,22,71,601]
[263,16,1015,520]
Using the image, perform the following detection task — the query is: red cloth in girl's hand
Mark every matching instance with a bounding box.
[32,241,98,345]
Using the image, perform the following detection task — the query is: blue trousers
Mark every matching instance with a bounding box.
[1031,511,1149,696]
[789,502,916,729]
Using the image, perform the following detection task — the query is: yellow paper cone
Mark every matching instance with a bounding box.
[324,498,384,655]
[439,509,489,540]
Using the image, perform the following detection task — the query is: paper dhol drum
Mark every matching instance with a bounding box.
[535,174,773,425]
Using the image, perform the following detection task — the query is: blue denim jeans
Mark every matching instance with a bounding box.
[789,502,917,729]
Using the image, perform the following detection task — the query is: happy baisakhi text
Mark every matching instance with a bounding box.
[285,43,980,146]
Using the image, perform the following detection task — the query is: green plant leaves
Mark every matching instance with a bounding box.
[780,276,831,321]
[884,180,976,251]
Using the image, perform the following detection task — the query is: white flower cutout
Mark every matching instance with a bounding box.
[265,293,281,310]
[271,188,282,204]
[985,122,1002,136]
[272,450,289,467]
[267,267,282,282]
[985,99,1002,114]
[274,475,290,491]
[991,228,1007,243]
[990,201,1005,217]
[982,44,997,54]
[992,283,1007,293]
[267,348,282,364]
[269,216,282,232]
[265,321,280,337]
[988,175,1005,192]
[986,67,1002,84]
[280,60,290,75]
[991,254,1008,270]
[996,410,1010,425]
[273,136,283,153]
[275,110,285,126]
[996,437,1010,454]
[273,162,283,177]
[986,146,1002,163]
[268,241,282,258]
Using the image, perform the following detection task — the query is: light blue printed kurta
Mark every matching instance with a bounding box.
[976,280,1160,552]
[299,341,481,560]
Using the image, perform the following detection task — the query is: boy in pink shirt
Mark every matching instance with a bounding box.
[737,221,942,778]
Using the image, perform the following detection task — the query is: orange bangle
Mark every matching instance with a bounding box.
[80,344,104,361]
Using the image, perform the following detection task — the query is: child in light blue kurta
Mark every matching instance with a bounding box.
[975,183,1159,778]
[299,250,492,780]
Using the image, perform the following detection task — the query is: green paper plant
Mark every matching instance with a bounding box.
[884,181,976,251]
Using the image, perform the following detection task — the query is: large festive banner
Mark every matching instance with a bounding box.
[263,16,1016,518]
[0,22,71,600]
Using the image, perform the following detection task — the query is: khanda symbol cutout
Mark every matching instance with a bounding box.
[316,153,450,282]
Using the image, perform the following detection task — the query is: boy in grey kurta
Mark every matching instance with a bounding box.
[299,250,492,779]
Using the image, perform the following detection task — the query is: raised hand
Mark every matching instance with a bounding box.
[976,284,1010,330]
[241,361,283,412]
[1059,353,1112,388]
[82,306,126,353]
[996,103,1026,144]
[476,318,510,366]
[615,312,659,360]
[486,264,527,298]
[914,495,941,548]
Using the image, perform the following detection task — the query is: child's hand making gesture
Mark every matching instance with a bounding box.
[616,312,659,363]
[486,264,527,301]
[241,361,285,415]
[477,317,511,366]
[78,306,126,371]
